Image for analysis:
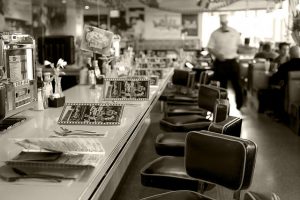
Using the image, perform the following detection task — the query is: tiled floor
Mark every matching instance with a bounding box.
[113,93,300,200]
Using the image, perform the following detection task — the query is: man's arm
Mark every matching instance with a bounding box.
[269,64,285,87]
[207,47,225,61]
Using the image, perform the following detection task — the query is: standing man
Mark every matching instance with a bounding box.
[207,14,244,110]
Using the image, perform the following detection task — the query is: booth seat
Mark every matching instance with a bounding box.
[247,61,272,112]
[287,71,300,135]
[286,71,300,114]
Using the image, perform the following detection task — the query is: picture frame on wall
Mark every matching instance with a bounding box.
[181,14,198,36]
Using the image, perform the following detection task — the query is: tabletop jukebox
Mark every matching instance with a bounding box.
[0,33,37,120]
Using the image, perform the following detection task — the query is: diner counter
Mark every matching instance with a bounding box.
[0,68,173,200]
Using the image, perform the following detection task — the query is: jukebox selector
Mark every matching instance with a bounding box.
[0,32,37,121]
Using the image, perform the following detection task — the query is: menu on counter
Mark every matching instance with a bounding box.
[103,78,150,101]
[58,103,124,125]
[6,138,105,169]
[133,68,165,79]
[149,75,159,85]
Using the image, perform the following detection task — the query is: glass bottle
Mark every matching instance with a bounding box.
[55,77,63,97]
[89,70,96,89]
[93,60,101,79]
[87,57,96,89]
[87,57,92,69]
[35,88,44,111]
[42,88,48,109]
[36,67,44,89]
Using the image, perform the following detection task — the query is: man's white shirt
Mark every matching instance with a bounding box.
[207,27,241,59]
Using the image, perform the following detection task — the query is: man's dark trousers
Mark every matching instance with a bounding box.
[213,59,244,109]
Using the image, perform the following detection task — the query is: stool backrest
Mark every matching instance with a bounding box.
[198,85,227,112]
[185,130,257,191]
[213,99,230,123]
[172,69,193,87]
[199,70,214,85]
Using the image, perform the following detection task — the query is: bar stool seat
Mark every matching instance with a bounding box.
[244,191,280,200]
[141,156,200,191]
[141,190,213,200]
[160,115,211,131]
[156,116,242,156]
[160,85,227,132]
[155,133,186,157]
[141,131,277,200]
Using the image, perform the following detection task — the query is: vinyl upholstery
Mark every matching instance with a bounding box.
[141,131,257,200]
[185,131,257,191]
[155,116,242,156]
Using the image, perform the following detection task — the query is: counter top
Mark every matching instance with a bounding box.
[0,68,173,200]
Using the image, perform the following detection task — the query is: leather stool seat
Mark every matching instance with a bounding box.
[159,68,196,102]
[141,190,213,200]
[160,85,227,132]
[166,106,207,117]
[156,116,242,156]
[160,115,210,132]
[141,131,257,199]
[141,156,200,191]
[141,131,280,200]
[244,191,280,200]
[155,133,186,156]
[159,91,198,103]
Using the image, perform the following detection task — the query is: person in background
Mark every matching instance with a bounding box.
[270,45,300,87]
[238,37,257,57]
[273,42,290,65]
[258,41,264,52]
[254,42,278,61]
[271,42,290,73]
[131,16,145,51]
[268,45,300,121]
[207,14,244,110]
[132,16,145,41]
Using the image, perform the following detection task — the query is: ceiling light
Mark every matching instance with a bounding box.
[61,0,66,3]
[85,5,90,10]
